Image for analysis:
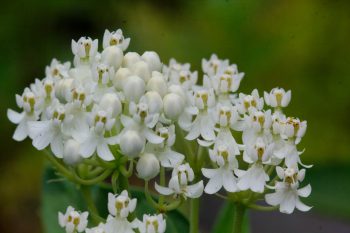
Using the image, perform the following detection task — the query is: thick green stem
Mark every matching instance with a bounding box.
[81,186,104,224]
[112,171,119,193]
[232,204,246,233]
[144,181,161,210]
[158,166,165,206]
[190,197,200,233]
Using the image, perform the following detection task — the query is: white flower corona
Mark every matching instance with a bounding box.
[58,206,88,233]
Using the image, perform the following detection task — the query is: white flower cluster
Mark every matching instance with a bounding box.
[8,28,311,216]
[59,190,166,233]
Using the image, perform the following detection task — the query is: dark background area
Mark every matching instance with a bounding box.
[1,0,350,232]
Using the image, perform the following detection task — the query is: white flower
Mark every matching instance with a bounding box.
[71,37,98,65]
[202,144,239,194]
[77,108,118,161]
[198,104,242,152]
[138,214,166,233]
[182,88,216,141]
[108,191,137,218]
[169,69,198,90]
[235,89,264,114]
[202,54,229,76]
[209,64,244,98]
[103,29,130,51]
[136,152,160,180]
[92,62,115,86]
[265,167,312,214]
[145,124,184,167]
[28,101,68,157]
[243,137,274,164]
[236,163,269,193]
[242,109,272,145]
[264,88,291,108]
[58,206,88,233]
[280,117,307,144]
[120,99,163,145]
[163,58,197,90]
[45,58,70,79]
[85,223,106,233]
[7,89,41,141]
[155,163,204,199]
[104,215,136,233]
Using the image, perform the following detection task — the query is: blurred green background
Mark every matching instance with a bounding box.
[1,0,350,232]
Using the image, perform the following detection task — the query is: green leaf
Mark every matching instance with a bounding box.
[41,167,189,233]
[211,202,250,233]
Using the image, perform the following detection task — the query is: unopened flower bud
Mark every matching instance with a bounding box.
[142,51,162,72]
[163,93,185,120]
[147,72,167,97]
[143,91,163,114]
[55,78,74,102]
[131,61,151,82]
[99,93,122,117]
[63,139,82,165]
[136,153,160,180]
[120,130,144,158]
[123,75,145,102]
[168,84,186,100]
[101,46,123,70]
[122,52,141,68]
[112,68,132,91]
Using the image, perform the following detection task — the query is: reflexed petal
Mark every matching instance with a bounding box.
[144,128,164,144]
[97,143,114,161]
[282,90,291,107]
[200,116,215,141]
[265,191,284,206]
[28,120,51,139]
[13,122,28,141]
[276,166,285,179]
[155,183,174,196]
[186,181,204,198]
[58,212,65,227]
[185,119,201,140]
[51,137,64,158]
[7,109,24,124]
[297,184,311,197]
[222,170,238,192]
[202,168,219,179]
[295,199,312,212]
[204,173,222,194]
[32,129,54,150]
[197,138,214,147]
[279,191,296,214]
[80,135,97,158]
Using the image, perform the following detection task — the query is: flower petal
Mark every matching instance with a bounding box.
[155,183,174,196]
[97,143,114,161]
[204,173,222,194]
[186,181,204,198]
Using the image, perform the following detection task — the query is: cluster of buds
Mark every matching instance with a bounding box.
[8,28,312,232]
